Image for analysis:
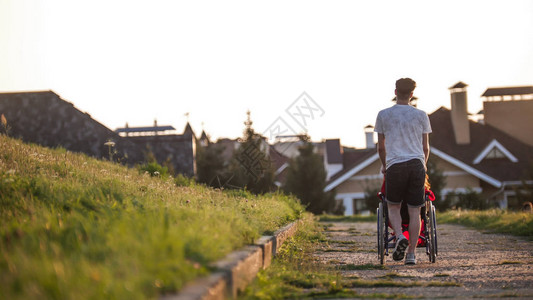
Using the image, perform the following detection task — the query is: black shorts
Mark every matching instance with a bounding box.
[385,159,426,208]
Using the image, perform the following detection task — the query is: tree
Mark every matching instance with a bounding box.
[196,142,226,188]
[283,136,337,214]
[226,111,275,194]
[512,160,533,209]
[363,185,381,213]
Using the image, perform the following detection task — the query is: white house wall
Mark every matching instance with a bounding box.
[334,159,383,195]
[334,159,382,215]
[326,163,343,181]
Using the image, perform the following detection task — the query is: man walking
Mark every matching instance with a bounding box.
[374,78,431,265]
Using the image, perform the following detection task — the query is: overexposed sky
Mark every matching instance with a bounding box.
[1,0,532,148]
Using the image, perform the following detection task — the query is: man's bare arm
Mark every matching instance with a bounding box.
[423,133,430,167]
[377,133,386,174]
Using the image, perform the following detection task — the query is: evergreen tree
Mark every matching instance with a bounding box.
[513,160,533,209]
[196,142,226,188]
[363,185,381,213]
[283,136,336,214]
[227,111,275,194]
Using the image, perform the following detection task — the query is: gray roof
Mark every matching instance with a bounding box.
[115,126,175,133]
[482,86,533,97]
[449,82,468,89]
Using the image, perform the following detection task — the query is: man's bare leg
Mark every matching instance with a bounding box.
[388,202,409,261]
[407,206,421,253]
[387,202,403,239]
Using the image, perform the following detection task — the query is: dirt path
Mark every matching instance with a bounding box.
[315,221,533,299]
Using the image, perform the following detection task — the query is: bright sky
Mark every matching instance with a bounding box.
[1,0,532,148]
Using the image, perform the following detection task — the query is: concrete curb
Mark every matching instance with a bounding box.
[161,220,301,300]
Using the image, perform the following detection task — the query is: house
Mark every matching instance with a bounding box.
[115,121,197,176]
[0,91,143,163]
[481,86,533,147]
[0,91,196,176]
[324,82,533,215]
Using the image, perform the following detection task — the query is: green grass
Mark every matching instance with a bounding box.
[425,281,462,287]
[241,214,341,299]
[325,239,356,245]
[499,261,522,265]
[241,216,415,299]
[319,214,377,223]
[378,272,415,279]
[347,279,423,288]
[241,215,359,299]
[0,136,304,299]
[438,209,533,238]
[242,214,461,299]
[336,263,387,271]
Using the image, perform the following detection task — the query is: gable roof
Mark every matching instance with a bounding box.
[428,107,533,183]
[324,149,377,191]
[200,130,209,141]
[472,139,518,164]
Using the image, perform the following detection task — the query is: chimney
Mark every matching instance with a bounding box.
[449,82,470,145]
[364,125,375,149]
[324,139,343,180]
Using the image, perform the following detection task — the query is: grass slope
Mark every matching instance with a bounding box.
[439,209,533,238]
[0,136,303,299]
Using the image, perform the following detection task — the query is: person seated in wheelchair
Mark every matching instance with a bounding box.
[375,78,432,265]
[380,175,435,247]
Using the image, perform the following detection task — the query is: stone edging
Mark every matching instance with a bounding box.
[161,220,301,300]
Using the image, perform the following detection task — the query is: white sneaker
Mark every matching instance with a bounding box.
[405,253,416,265]
[392,236,408,261]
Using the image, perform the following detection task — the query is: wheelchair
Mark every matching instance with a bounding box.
[376,188,438,265]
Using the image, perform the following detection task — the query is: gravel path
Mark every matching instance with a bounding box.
[315,221,533,299]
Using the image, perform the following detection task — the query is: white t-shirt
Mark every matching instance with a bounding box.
[374,104,432,169]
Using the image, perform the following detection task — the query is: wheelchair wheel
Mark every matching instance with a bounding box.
[377,202,386,265]
[428,203,437,263]
[431,204,438,256]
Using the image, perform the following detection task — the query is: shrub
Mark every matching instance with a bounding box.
[174,174,195,187]
[139,161,168,178]
[442,189,494,210]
